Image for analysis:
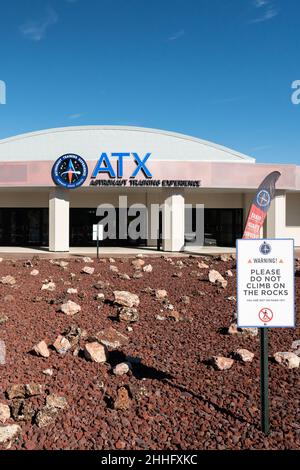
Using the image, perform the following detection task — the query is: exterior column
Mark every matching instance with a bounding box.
[146,190,162,247]
[162,191,185,252]
[49,188,70,252]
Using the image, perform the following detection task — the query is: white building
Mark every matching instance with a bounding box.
[0,125,299,251]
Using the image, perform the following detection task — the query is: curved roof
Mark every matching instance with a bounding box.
[0,126,255,163]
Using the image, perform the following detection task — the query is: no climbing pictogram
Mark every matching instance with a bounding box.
[259,308,273,324]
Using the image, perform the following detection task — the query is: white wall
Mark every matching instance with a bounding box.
[0,190,49,207]
[69,188,147,208]
[266,191,300,246]
[185,191,244,208]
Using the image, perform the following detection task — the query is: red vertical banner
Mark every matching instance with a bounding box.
[243,171,281,239]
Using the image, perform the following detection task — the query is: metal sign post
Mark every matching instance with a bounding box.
[93,224,103,259]
[237,238,294,435]
[260,328,269,435]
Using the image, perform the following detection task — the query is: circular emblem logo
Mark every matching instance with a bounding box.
[52,154,88,189]
[256,189,271,208]
[259,241,272,255]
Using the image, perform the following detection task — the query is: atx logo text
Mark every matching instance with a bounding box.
[91,152,152,179]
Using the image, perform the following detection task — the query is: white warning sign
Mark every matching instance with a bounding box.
[237,239,295,328]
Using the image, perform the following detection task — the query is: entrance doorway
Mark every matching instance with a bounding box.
[0,208,49,246]
[69,208,147,247]
[204,209,243,247]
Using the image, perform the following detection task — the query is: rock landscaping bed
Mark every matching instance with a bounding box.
[0,254,299,450]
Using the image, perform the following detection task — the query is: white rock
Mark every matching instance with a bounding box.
[0,403,10,424]
[241,327,258,337]
[0,340,6,365]
[274,352,300,369]
[113,290,140,308]
[58,261,68,268]
[46,394,68,410]
[0,424,21,443]
[83,257,93,263]
[84,342,107,363]
[53,335,71,355]
[113,362,130,376]
[228,322,239,335]
[81,266,95,275]
[109,265,119,273]
[42,369,53,376]
[60,300,81,316]
[33,340,50,358]
[155,315,166,321]
[155,289,168,300]
[67,288,78,294]
[220,254,231,262]
[41,282,56,291]
[208,270,227,288]
[225,270,233,277]
[143,264,153,273]
[132,259,145,269]
[211,356,234,371]
[0,275,16,286]
[118,273,130,280]
[234,348,254,363]
[30,269,39,276]
[197,261,209,269]
[291,340,300,351]
[95,293,105,301]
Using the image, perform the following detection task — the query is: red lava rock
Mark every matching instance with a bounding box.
[0,256,299,450]
[24,440,36,450]
[115,440,126,449]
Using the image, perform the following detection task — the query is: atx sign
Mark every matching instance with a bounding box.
[91,152,152,179]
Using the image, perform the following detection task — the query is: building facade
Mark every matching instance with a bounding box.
[0,125,299,251]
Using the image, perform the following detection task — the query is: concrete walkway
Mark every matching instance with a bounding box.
[0,245,298,259]
[0,245,236,258]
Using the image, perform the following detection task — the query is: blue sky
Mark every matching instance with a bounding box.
[0,0,299,164]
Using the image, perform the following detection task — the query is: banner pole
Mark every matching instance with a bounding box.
[260,327,270,435]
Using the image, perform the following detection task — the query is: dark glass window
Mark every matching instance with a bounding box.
[69,208,147,247]
[0,208,49,246]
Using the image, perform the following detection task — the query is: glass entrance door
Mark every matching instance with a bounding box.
[69,208,147,246]
[204,209,243,247]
